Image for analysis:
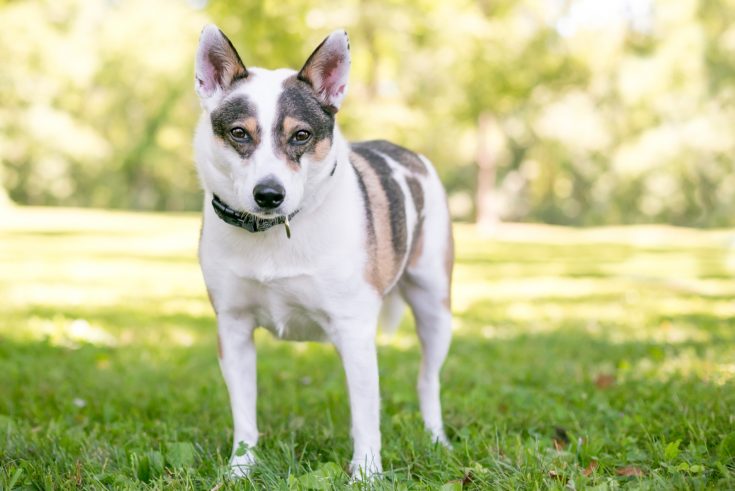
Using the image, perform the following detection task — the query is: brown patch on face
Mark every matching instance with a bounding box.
[278,116,332,169]
[282,116,304,136]
[273,76,335,170]
[277,115,302,171]
[444,219,454,310]
[210,96,260,159]
[276,156,298,173]
[351,151,403,293]
[285,158,299,172]
[312,137,332,162]
[241,117,259,144]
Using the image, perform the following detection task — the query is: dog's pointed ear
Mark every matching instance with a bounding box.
[298,29,351,113]
[195,24,248,99]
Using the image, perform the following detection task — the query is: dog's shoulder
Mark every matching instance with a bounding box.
[349,140,429,177]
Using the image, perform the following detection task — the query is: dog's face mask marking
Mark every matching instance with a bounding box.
[273,78,335,171]
[210,96,260,159]
[195,25,350,224]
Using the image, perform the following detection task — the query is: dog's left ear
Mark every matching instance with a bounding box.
[298,30,351,113]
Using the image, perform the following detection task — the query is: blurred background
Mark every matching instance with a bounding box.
[3,2,735,486]
[2,0,734,227]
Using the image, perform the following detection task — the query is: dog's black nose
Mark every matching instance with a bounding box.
[253,180,285,209]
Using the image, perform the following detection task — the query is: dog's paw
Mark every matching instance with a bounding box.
[431,429,452,450]
[348,458,382,483]
[229,450,256,479]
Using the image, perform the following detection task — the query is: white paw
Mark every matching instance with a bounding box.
[429,428,452,449]
[349,457,382,483]
[229,450,256,479]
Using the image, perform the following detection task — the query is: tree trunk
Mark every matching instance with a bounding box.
[476,112,499,234]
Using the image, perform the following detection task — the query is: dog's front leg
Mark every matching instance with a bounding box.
[333,327,382,480]
[217,313,258,477]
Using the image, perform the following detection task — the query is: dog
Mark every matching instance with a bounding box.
[193,24,454,479]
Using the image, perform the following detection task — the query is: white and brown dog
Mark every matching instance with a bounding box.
[193,25,453,479]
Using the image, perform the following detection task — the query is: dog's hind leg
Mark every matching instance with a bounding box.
[401,219,453,446]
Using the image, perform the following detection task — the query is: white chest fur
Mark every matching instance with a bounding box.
[198,160,376,341]
[226,269,331,341]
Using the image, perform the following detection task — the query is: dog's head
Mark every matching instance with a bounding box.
[194,25,350,218]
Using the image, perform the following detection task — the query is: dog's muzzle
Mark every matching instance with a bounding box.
[211,194,299,238]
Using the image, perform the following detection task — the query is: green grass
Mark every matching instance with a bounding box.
[2,207,735,490]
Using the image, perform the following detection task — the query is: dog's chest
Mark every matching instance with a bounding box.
[237,272,331,341]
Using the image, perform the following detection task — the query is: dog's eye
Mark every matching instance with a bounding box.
[230,127,251,142]
[290,130,312,144]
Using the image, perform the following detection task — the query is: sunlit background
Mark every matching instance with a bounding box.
[2,0,734,226]
[3,1,735,487]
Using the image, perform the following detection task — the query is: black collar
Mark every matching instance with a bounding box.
[211,194,299,238]
[210,159,336,238]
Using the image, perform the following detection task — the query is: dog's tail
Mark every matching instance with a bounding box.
[378,289,406,334]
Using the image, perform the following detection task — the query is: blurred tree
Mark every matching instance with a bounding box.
[449,0,588,226]
[0,0,733,227]
[0,0,206,209]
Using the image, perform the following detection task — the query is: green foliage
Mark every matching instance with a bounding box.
[0,0,734,224]
[2,208,735,488]
[287,462,346,490]
[0,0,205,210]
[165,442,197,469]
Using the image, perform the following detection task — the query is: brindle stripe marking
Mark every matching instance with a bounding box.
[360,139,428,176]
[406,177,425,215]
[350,151,404,293]
[406,176,425,266]
[352,155,377,247]
[352,145,408,263]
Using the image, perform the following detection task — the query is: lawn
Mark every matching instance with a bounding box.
[1,206,735,490]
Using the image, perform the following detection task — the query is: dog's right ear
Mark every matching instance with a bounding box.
[195,24,248,99]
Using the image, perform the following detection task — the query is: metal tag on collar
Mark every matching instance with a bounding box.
[283,215,291,239]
